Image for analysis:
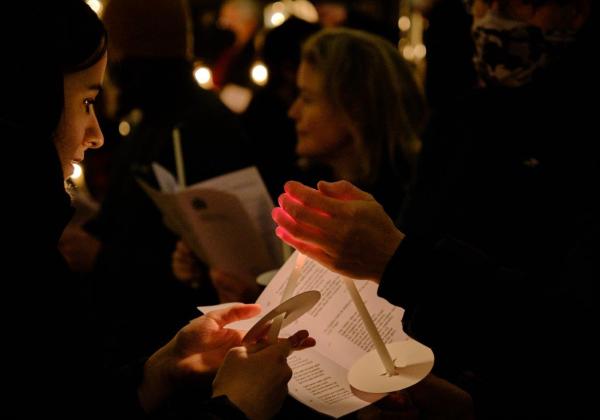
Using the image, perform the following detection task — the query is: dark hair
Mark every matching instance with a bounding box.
[48,0,107,143]
[2,1,107,138]
[61,0,108,73]
[1,0,108,212]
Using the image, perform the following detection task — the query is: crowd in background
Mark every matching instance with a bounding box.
[2,0,595,418]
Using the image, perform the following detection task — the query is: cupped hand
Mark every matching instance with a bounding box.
[272,180,404,281]
[138,303,261,412]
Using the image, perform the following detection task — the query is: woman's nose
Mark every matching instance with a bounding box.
[86,115,104,149]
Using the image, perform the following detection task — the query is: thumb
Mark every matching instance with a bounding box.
[317,180,373,201]
[287,329,316,352]
[257,339,293,360]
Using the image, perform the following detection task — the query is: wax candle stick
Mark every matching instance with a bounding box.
[342,276,401,375]
[172,127,186,188]
[267,252,307,344]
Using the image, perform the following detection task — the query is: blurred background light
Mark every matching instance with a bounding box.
[85,0,103,17]
[251,62,269,86]
[193,64,214,89]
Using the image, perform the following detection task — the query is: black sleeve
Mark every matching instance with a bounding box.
[103,358,247,419]
[150,395,248,419]
[197,395,248,420]
[376,225,595,411]
[378,233,504,312]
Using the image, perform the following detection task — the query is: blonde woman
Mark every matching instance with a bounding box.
[289,27,427,217]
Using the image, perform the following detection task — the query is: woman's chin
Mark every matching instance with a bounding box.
[63,164,74,180]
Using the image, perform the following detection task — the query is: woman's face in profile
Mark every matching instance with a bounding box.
[288,61,352,161]
[54,52,107,180]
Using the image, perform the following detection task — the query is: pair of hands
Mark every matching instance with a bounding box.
[272,180,404,282]
[139,304,315,418]
[161,180,400,417]
[173,179,401,293]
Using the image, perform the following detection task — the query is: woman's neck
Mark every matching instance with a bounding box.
[328,151,365,183]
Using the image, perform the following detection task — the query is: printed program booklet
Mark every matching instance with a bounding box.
[139,164,283,277]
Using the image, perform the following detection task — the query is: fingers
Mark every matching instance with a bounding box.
[242,322,273,348]
[280,181,374,226]
[274,185,364,257]
[287,329,309,347]
[255,338,293,360]
[284,181,340,216]
[274,227,334,265]
[287,329,316,351]
[272,204,343,257]
[317,180,374,201]
[246,330,316,354]
[271,207,324,245]
[242,340,290,364]
[244,340,270,353]
[276,194,331,229]
[206,303,262,327]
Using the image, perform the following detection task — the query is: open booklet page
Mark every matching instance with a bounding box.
[138,164,282,277]
[199,252,408,417]
[186,165,281,265]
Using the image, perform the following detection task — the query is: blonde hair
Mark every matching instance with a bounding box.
[301,28,427,185]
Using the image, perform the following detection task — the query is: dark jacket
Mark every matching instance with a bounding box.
[378,18,596,418]
[1,113,250,419]
[0,8,245,415]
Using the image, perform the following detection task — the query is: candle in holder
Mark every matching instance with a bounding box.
[267,252,307,344]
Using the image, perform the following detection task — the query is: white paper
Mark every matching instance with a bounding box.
[152,162,179,193]
[288,349,382,417]
[139,165,283,277]
[187,166,281,266]
[198,252,408,417]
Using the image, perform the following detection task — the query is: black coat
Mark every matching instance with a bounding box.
[0,9,245,416]
[379,18,597,419]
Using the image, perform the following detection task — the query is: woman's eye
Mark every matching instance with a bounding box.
[83,98,95,113]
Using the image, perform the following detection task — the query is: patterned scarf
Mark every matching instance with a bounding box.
[472,10,575,87]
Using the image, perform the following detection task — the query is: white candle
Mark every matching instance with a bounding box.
[172,127,186,188]
[267,252,307,343]
[342,276,400,375]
